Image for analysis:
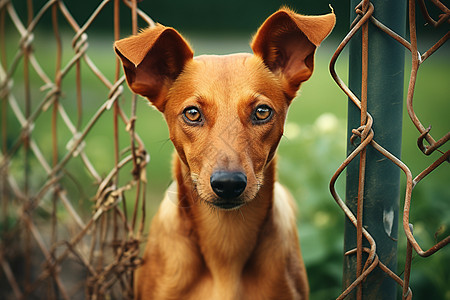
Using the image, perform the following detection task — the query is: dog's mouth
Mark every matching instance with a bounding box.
[206,199,245,211]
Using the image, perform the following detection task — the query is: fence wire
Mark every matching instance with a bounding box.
[0,0,154,298]
[329,0,448,299]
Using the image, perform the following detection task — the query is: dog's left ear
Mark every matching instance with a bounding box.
[252,8,335,100]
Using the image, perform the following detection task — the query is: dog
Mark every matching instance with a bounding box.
[115,7,335,300]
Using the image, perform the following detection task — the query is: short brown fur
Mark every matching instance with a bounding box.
[115,8,335,300]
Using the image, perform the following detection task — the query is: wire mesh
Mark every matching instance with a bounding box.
[329,0,449,299]
[0,0,154,298]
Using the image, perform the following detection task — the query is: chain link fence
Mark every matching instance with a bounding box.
[0,0,153,298]
[329,0,448,299]
[0,0,448,299]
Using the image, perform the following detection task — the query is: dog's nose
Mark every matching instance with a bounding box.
[210,171,247,199]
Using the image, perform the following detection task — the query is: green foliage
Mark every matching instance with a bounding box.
[278,112,347,299]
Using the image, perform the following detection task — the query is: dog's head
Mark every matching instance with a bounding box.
[115,8,335,210]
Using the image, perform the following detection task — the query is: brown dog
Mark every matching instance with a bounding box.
[115,7,335,300]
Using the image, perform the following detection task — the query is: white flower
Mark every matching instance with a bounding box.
[284,122,301,139]
[315,113,339,134]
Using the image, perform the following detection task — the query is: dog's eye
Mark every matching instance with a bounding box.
[253,105,273,123]
[183,107,202,123]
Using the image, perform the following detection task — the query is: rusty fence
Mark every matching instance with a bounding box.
[329,0,448,299]
[0,0,154,298]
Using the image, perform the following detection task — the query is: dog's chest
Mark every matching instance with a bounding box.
[171,267,300,300]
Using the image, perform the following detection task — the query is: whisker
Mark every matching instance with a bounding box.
[238,208,246,222]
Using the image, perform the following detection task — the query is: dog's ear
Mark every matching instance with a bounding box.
[251,8,335,100]
[114,25,193,111]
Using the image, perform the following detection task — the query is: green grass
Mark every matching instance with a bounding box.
[2,31,449,299]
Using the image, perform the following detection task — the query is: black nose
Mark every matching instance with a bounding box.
[210,171,247,199]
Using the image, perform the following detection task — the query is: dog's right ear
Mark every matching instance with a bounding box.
[114,25,193,112]
[251,8,335,101]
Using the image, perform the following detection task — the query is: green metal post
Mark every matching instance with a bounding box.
[343,0,406,299]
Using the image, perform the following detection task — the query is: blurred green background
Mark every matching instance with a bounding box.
[2,0,449,299]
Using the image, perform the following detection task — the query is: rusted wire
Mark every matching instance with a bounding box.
[330,0,449,299]
[418,0,450,27]
[0,0,154,298]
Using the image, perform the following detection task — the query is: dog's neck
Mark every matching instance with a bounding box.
[174,157,276,282]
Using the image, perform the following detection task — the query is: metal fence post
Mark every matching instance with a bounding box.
[343,0,406,299]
